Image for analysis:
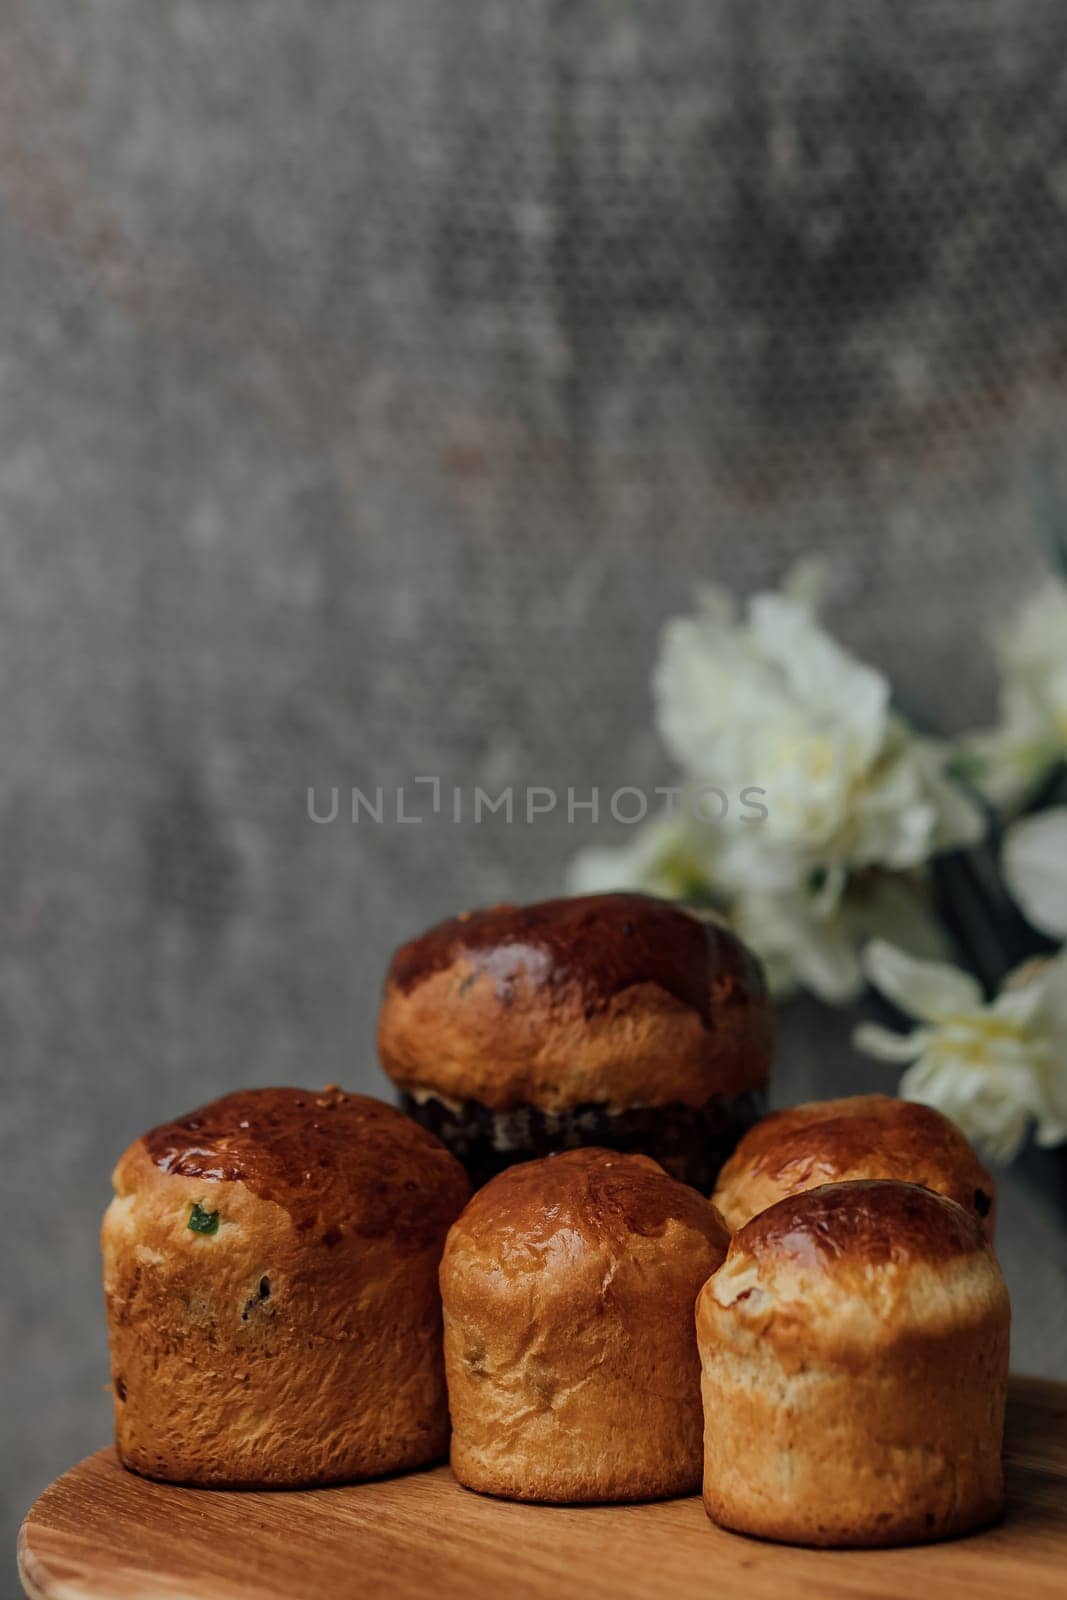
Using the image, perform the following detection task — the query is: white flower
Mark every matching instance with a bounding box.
[727,883,855,1003]
[566,811,716,905]
[855,940,1067,1162]
[654,581,983,884]
[960,579,1067,811]
[1002,807,1067,939]
[568,563,983,1006]
[729,870,953,1005]
[568,801,951,1006]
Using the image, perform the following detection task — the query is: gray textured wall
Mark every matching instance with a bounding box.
[5,2,1067,1587]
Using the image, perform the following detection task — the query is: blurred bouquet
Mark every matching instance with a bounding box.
[569,564,1067,1163]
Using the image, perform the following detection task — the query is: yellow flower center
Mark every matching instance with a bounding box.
[940,1014,1023,1043]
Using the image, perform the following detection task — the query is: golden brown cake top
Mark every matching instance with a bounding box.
[385,892,764,1024]
[738,1093,991,1203]
[130,1086,470,1243]
[713,1093,994,1233]
[448,1146,730,1261]
[733,1178,986,1272]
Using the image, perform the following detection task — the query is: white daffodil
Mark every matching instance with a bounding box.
[566,810,718,906]
[855,939,1067,1162]
[654,581,983,881]
[728,882,864,1004]
[568,564,983,1006]
[1002,807,1067,939]
[960,579,1067,811]
[568,796,952,1006]
[565,816,848,1002]
[729,870,953,1005]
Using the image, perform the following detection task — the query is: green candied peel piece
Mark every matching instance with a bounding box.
[187,1201,220,1236]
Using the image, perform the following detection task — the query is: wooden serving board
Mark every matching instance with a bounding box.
[19,1377,1067,1600]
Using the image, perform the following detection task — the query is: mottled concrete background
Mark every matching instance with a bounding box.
[4,1,1067,1584]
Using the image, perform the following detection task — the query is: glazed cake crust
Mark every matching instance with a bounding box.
[138,1086,459,1243]
[712,1093,995,1235]
[378,893,773,1113]
[735,1174,986,1270]
[102,1088,471,1487]
[441,1147,730,1504]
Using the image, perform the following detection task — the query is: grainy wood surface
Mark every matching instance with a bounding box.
[18,1377,1067,1600]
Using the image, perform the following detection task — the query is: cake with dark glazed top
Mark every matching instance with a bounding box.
[377,892,773,1189]
[735,1176,987,1268]
[386,892,733,1024]
[102,1087,471,1486]
[712,1093,995,1237]
[142,1087,454,1242]
[697,1179,1010,1547]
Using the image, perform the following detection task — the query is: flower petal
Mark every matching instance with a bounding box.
[862,939,983,1022]
[790,922,864,1005]
[653,615,782,775]
[780,555,829,614]
[749,594,889,771]
[853,1022,931,1062]
[1002,808,1067,939]
[911,738,986,852]
[566,814,716,903]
